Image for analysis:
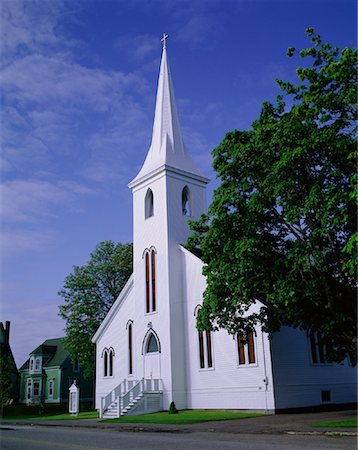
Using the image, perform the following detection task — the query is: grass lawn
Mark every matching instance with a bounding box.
[313,418,358,428]
[2,411,99,421]
[102,409,265,425]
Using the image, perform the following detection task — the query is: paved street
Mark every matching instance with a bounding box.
[0,426,356,450]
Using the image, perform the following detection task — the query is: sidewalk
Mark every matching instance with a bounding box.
[1,409,356,436]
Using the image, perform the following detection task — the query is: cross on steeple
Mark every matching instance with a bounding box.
[161,33,169,49]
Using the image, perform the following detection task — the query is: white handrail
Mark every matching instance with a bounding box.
[100,378,163,417]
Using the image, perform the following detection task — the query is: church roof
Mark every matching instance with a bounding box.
[129,37,208,188]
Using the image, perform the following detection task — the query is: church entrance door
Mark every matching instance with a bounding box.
[143,331,161,379]
[144,353,160,378]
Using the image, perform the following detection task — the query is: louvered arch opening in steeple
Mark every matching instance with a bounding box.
[145,188,154,218]
[182,185,191,216]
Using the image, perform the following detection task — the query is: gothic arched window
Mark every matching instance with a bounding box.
[145,188,154,218]
[108,348,114,376]
[128,322,133,375]
[194,306,213,369]
[146,333,159,353]
[144,247,157,313]
[103,349,108,377]
[182,186,191,216]
[102,347,115,377]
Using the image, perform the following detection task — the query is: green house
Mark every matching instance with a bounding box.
[19,338,93,405]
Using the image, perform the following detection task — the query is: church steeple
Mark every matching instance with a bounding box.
[130,35,206,187]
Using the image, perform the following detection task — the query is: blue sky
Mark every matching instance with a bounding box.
[1,0,356,367]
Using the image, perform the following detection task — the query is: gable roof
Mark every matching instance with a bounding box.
[19,337,69,370]
[92,274,134,343]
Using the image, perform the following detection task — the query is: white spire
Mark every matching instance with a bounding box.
[130,35,207,187]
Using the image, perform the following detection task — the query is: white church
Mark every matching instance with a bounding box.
[92,37,356,418]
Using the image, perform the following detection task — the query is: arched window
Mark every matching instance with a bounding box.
[146,333,159,353]
[151,249,156,311]
[128,322,133,375]
[35,358,41,371]
[144,248,157,313]
[103,350,108,377]
[145,252,150,313]
[102,347,115,377]
[109,348,114,376]
[237,331,256,365]
[182,186,191,216]
[309,330,327,364]
[195,306,213,369]
[145,188,154,218]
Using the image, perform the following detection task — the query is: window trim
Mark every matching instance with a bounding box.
[102,347,115,378]
[48,379,54,399]
[309,331,331,365]
[194,306,214,371]
[236,330,258,368]
[128,322,133,375]
[145,188,154,219]
[182,186,191,217]
[144,247,157,314]
[35,358,41,371]
[142,329,161,355]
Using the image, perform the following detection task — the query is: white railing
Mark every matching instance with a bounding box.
[100,378,163,418]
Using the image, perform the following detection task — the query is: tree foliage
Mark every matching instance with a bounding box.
[58,241,133,378]
[187,29,357,364]
[0,352,17,406]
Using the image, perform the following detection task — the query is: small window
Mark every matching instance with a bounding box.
[73,360,80,372]
[146,333,159,353]
[35,358,41,371]
[321,390,331,403]
[33,381,40,396]
[145,188,154,218]
[48,379,54,398]
[182,186,191,216]
[30,358,34,371]
[237,331,256,366]
[27,379,32,400]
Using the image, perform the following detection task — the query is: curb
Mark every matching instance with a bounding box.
[1,420,356,436]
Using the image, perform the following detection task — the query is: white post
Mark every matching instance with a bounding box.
[69,381,80,416]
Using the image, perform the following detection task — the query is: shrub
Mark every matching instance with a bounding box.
[168,401,178,414]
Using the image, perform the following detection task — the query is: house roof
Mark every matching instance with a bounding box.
[19,337,69,371]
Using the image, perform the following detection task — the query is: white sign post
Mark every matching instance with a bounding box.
[69,381,80,416]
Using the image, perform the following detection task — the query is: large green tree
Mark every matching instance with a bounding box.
[187,29,357,364]
[58,241,133,378]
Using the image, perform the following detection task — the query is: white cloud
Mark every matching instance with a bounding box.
[114,34,159,61]
[1,179,67,222]
[0,228,57,254]
[0,0,79,67]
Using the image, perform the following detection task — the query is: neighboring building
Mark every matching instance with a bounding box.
[0,321,19,403]
[19,338,93,405]
[92,37,357,418]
